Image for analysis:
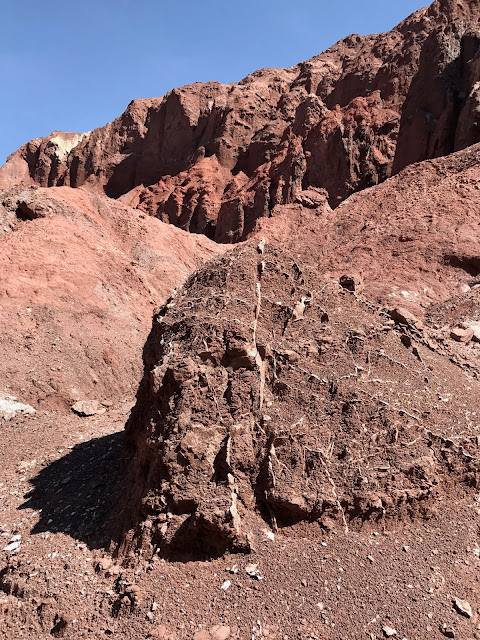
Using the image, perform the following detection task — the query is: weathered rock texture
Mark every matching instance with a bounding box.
[116,245,480,558]
[254,142,480,312]
[393,0,480,172]
[2,0,480,243]
[0,185,223,409]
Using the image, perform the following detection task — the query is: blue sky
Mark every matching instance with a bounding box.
[1,0,427,165]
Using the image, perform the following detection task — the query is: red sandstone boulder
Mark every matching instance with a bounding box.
[114,244,480,559]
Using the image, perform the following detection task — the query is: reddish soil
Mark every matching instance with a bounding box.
[0,185,223,410]
[2,1,480,639]
[254,142,480,314]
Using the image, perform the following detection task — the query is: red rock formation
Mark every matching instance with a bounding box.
[393,0,480,173]
[255,142,480,313]
[116,243,480,558]
[4,0,480,242]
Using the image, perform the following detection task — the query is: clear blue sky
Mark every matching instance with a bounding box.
[1,0,427,165]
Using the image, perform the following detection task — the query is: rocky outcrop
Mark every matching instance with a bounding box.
[115,244,480,559]
[4,0,480,242]
[393,0,480,173]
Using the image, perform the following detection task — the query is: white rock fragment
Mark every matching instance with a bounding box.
[48,132,90,162]
[453,597,472,618]
[383,625,397,637]
[220,580,231,591]
[464,321,480,343]
[245,563,263,580]
[292,297,307,321]
[257,239,266,254]
[3,540,21,552]
[0,394,35,420]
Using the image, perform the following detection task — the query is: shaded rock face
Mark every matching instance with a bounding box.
[116,245,480,559]
[3,0,480,243]
[393,23,480,172]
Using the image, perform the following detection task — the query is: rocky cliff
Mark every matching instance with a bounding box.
[3,0,480,242]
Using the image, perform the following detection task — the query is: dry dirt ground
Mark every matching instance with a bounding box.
[1,411,480,640]
[2,313,480,639]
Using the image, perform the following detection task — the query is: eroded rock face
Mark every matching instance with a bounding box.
[116,244,480,559]
[4,1,480,242]
[393,1,480,173]
[254,142,480,313]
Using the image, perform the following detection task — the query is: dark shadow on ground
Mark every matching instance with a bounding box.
[19,431,126,550]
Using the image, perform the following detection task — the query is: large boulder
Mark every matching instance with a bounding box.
[115,244,480,559]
